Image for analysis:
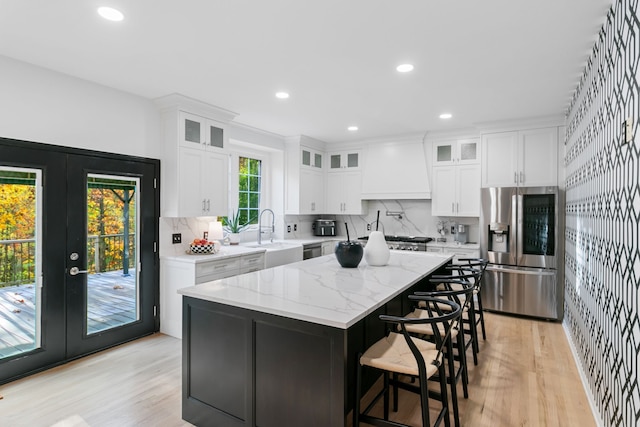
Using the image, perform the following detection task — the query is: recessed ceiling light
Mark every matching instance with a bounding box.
[275,92,290,99]
[396,64,414,73]
[97,6,124,21]
[347,126,358,131]
[439,113,453,119]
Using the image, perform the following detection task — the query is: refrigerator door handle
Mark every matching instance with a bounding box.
[516,192,523,264]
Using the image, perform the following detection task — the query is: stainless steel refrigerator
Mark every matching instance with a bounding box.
[479,186,563,320]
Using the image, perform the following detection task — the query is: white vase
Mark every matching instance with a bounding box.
[364,231,390,266]
[229,232,240,245]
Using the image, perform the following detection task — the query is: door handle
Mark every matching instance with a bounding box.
[69,266,88,276]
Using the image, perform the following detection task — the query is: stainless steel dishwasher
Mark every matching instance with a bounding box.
[302,242,322,260]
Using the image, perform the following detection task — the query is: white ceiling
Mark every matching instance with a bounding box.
[0,0,611,143]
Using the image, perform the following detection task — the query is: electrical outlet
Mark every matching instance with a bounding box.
[623,117,633,144]
[172,233,182,244]
[367,224,371,231]
[203,231,208,240]
[287,225,291,233]
[294,224,297,231]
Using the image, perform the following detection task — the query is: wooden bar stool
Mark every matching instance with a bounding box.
[453,258,488,341]
[406,281,475,427]
[354,298,461,427]
[427,272,481,366]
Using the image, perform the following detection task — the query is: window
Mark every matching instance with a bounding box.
[237,156,261,225]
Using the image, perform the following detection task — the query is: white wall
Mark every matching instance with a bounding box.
[0,55,160,158]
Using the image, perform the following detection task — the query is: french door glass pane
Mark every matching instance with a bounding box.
[86,174,139,335]
[0,167,41,359]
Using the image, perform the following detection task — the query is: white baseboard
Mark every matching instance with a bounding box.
[562,320,604,427]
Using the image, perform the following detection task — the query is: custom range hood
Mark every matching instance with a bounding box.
[360,139,431,199]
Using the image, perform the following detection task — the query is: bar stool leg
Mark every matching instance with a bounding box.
[354,355,362,427]
[477,292,487,340]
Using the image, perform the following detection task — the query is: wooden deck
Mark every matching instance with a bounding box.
[0,270,137,359]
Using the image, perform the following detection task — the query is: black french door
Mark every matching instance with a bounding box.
[0,138,159,383]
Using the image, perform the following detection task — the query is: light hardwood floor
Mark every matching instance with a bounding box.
[0,312,596,427]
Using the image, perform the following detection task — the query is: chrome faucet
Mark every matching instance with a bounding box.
[257,208,275,244]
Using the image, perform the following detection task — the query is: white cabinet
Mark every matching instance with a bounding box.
[301,147,324,169]
[179,111,227,151]
[433,138,480,166]
[298,169,324,213]
[481,128,558,187]
[326,171,367,215]
[285,138,326,215]
[322,240,336,256]
[432,164,480,217]
[240,252,266,273]
[156,94,235,218]
[160,252,265,339]
[328,150,360,171]
[432,137,481,217]
[177,147,229,217]
[426,245,479,262]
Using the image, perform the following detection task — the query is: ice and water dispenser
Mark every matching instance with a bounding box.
[488,223,509,253]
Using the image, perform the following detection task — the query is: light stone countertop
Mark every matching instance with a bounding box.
[161,244,267,264]
[178,251,452,329]
[161,237,341,264]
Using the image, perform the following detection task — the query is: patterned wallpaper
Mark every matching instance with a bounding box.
[564,0,639,426]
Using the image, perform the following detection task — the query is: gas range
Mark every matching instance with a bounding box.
[357,235,433,251]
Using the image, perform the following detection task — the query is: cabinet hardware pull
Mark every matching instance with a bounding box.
[452,203,455,213]
[202,199,206,211]
[514,172,517,184]
[520,171,524,183]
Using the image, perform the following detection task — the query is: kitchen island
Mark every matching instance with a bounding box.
[178,251,452,427]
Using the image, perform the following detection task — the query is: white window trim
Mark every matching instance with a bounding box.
[227,148,269,230]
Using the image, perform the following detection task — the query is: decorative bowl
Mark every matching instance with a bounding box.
[188,243,216,254]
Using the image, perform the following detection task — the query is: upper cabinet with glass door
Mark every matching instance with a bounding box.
[328,150,360,171]
[432,138,480,166]
[301,146,323,169]
[179,111,227,151]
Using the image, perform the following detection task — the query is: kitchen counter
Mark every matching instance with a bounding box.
[161,244,266,263]
[179,250,451,329]
[180,251,452,426]
[427,241,480,250]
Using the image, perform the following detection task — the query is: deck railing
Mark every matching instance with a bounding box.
[0,239,35,287]
[0,234,135,288]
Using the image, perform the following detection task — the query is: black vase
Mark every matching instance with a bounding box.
[334,241,363,268]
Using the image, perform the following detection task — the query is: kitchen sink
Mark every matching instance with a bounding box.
[245,241,304,268]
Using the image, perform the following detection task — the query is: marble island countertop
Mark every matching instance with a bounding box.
[178,251,452,329]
